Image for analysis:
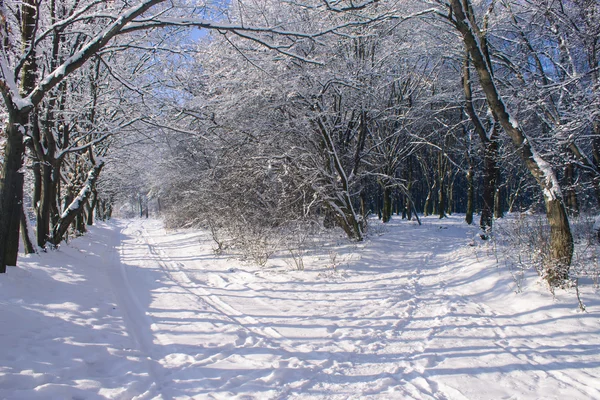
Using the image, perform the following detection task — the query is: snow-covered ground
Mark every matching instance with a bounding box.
[1,216,599,399]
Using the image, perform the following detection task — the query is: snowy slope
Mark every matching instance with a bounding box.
[0,216,599,399]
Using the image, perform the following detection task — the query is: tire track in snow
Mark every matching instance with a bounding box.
[107,220,172,400]
[137,221,347,397]
[139,224,285,342]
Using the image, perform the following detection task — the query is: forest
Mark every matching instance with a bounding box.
[1,0,599,288]
[2,1,600,398]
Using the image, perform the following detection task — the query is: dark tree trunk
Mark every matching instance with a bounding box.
[0,0,38,270]
[20,205,35,255]
[593,122,600,207]
[494,183,504,219]
[424,180,434,217]
[36,161,55,248]
[360,190,367,218]
[86,189,97,225]
[405,160,413,220]
[480,137,498,232]
[466,166,474,225]
[376,189,382,220]
[447,173,455,215]
[0,112,28,271]
[382,184,392,223]
[438,152,446,219]
[76,210,87,235]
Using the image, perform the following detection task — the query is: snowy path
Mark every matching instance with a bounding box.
[1,216,600,399]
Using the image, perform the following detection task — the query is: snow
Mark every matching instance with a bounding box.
[1,216,599,399]
[0,56,33,111]
[528,140,564,201]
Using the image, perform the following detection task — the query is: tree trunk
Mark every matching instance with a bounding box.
[480,138,498,232]
[376,189,382,220]
[51,161,104,245]
[437,152,446,219]
[382,184,392,223]
[462,52,499,233]
[86,189,98,225]
[451,0,574,284]
[564,163,579,216]
[466,166,474,225]
[405,160,413,220]
[20,205,35,255]
[592,122,600,207]
[0,0,39,270]
[76,205,87,235]
[494,183,504,219]
[36,161,55,248]
[424,180,434,217]
[447,173,455,215]
[0,112,28,271]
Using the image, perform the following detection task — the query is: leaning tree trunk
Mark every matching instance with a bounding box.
[451,0,573,285]
[462,53,500,233]
[51,161,104,246]
[86,189,98,225]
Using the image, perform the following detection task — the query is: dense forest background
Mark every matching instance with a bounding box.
[1,0,599,287]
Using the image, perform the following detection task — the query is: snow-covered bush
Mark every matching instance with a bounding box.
[493,213,600,291]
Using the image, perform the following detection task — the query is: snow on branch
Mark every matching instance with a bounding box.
[26,0,165,109]
[52,159,105,245]
[321,0,379,12]
[56,118,143,159]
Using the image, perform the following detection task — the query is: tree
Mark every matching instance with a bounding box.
[444,0,574,285]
